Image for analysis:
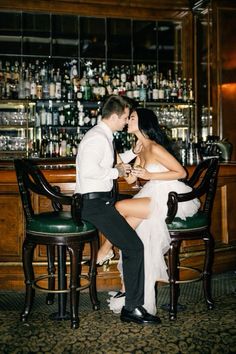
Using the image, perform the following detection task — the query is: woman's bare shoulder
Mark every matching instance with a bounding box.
[150,142,166,155]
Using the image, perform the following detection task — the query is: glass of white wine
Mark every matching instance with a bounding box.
[131,164,143,190]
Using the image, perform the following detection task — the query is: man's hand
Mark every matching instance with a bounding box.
[115,163,132,177]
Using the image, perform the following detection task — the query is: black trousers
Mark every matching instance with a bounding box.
[81,196,144,310]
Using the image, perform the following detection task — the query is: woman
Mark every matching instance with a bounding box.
[98,108,200,315]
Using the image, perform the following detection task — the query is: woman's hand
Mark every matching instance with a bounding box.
[131,166,150,180]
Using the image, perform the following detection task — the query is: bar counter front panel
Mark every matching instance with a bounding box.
[0,161,236,291]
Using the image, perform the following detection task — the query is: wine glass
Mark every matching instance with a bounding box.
[131,164,143,190]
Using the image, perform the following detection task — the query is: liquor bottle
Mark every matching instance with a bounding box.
[30,74,37,100]
[58,106,65,126]
[70,104,76,126]
[61,66,70,100]
[152,73,159,101]
[147,79,153,102]
[70,134,78,157]
[35,111,41,128]
[70,60,78,81]
[98,76,106,99]
[13,61,20,83]
[140,66,147,87]
[52,131,60,157]
[164,73,171,102]
[78,103,85,127]
[49,68,56,99]
[177,77,183,102]
[170,75,178,103]
[40,130,48,158]
[36,73,43,100]
[39,104,47,126]
[42,63,50,99]
[188,78,194,102]
[55,69,62,100]
[102,62,110,88]
[158,74,165,101]
[11,63,19,99]
[18,65,26,99]
[90,109,97,127]
[182,78,188,102]
[83,109,91,127]
[64,104,71,126]
[47,127,53,157]
[133,82,140,100]
[24,69,31,99]
[83,77,92,101]
[66,132,71,156]
[59,129,67,157]
[139,82,147,102]
[46,101,53,126]
[52,106,59,126]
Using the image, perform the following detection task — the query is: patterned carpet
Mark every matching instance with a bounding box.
[0,271,236,354]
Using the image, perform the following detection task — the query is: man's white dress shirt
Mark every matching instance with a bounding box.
[75,121,136,194]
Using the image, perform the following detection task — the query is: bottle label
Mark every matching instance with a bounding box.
[152,89,159,100]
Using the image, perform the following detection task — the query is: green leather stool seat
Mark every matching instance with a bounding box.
[167,211,208,231]
[27,211,96,235]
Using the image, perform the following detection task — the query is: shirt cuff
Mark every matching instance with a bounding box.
[120,149,136,163]
[111,167,119,179]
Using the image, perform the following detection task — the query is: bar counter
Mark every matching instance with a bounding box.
[0,158,236,291]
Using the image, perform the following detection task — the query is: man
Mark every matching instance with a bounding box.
[75,95,161,324]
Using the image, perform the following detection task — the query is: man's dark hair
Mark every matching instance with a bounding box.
[102,95,131,119]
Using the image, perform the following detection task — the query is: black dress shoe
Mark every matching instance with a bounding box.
[113,291,126,298]
[120,306,161,325]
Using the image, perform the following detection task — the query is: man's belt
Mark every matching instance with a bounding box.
[82,191,113,200]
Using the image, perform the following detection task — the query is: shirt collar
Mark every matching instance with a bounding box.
[98,120,114,141]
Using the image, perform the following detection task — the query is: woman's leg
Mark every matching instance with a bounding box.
[115,197,152,293]
[97,197,151,266]
[116,197,151,229]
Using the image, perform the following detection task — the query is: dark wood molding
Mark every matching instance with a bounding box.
[0,0,191,20]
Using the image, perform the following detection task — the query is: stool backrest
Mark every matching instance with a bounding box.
[14,158,72,222]
[166,158,219,224]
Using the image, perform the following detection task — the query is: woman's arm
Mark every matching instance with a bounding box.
[132,144,187,181]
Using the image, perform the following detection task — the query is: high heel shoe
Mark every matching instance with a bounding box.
[113,291,126,298]
[96,249,115,266]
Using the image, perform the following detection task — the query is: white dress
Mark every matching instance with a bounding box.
[107,163,201,315]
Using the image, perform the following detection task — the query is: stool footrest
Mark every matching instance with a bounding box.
[32,273,91,293]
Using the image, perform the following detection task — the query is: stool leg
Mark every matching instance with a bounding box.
[168,240,180,321]
[57,245,68,319]
[89,234,100,310]
[46,245,56,305]
[203,232,215,309]
[21,239,36,322]
[68,245,80,329]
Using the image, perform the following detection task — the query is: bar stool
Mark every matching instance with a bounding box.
[14,158,100,329]
[165,158,219,320]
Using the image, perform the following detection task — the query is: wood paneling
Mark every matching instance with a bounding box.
[0,191,23,261]
[212,0,236,161]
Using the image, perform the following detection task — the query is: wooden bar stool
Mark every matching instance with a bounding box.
[14,158,100,329]
[165,158,219,320]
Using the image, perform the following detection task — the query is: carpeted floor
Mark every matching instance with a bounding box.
[0,271,236,353]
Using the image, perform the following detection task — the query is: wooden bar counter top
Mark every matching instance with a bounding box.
[0,159,235,291]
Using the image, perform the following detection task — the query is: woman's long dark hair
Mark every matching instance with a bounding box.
[136,108,175,156]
